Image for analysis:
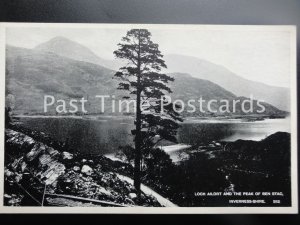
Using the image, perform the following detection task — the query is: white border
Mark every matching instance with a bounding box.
[0,22,297,214]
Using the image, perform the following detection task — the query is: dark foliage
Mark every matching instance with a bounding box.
[113,29,182,193]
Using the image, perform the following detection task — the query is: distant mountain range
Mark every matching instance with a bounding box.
[5,37,287,117]
[164,54,290,111]
[34,37,290,111]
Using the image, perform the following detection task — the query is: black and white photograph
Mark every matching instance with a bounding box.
[0,23,297,213]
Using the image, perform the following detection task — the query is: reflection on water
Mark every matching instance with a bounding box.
[221,118,290,141]
[16,116,290,155]
[179,118,290,144]
[17,116,134,155]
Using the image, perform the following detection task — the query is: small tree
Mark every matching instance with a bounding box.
[114,29,182,195]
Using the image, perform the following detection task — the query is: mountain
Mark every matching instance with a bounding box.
[6,45,117,114]
[34,37,290,112]
[164,54,290,111]
[34,36,121,70]
[6,45,285,117]
[169,73,284,117]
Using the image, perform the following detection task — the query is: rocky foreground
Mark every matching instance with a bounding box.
[4,123,292,207]
[4,128,161,207]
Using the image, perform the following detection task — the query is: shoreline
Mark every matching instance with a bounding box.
[13,114,288,123]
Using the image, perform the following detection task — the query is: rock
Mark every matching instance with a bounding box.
[82,159,87,163]
[23,136,35,145]
[47,147,59,156]
[125,197,135,205]
[26,143,45,161]
[4,169,14,177]
[8,197,22,206]
[4,194,12,199]
[11,157,23,170]
[81,165,93,176]
[39,154,53,165]
[38,161,66,185]
[15,173,22,183]
[97,187,112,196]
[73,166,80,172]
[129,193,137,199]
[65,178,72,183]
[62,152,73,160]
[20,161,27,172]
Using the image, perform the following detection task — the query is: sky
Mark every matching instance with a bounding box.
[6,25,293,88]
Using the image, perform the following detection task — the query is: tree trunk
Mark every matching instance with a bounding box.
[134,87,142,195]
[134,30,142,196]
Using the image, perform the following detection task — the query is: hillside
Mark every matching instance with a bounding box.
[164,54,290,111]
[6,45,285,117]
[33,37,290,111]
[6,45,118,114]
[170,73,285,117]
[4,127,161,206]
[34,36,122,70]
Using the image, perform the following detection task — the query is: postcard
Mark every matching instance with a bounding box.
[0,23,297,213]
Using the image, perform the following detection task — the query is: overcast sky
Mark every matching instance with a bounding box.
[6,25,293,87]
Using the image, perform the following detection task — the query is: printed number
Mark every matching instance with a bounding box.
[273,200,281,204]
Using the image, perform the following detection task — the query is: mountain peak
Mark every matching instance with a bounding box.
[44,36,75,44]
[35,36,85,51]
[34,36,104,65]
[50,36,70,41]
[33,37,121,70]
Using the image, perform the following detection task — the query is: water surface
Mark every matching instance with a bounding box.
[15,116,290,155]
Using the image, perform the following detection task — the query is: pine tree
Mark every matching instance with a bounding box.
[114,29,182,195]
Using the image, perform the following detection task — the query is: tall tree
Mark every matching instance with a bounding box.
[114,29,182,195]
